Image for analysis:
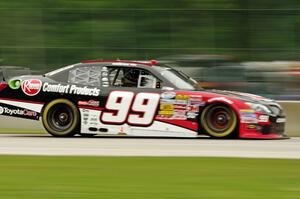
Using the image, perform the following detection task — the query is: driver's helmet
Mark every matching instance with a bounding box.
[122,68,140,87]
[124,68,140,82]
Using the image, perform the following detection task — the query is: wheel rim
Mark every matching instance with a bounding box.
[47,104,74,132]
[202,105,237,136]
[211,110,230,130]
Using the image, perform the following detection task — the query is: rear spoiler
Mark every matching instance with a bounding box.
[0,66,31,82]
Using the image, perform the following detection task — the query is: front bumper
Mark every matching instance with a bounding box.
[239,115,288,139]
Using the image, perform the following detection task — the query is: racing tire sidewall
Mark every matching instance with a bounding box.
[200,103,238,138]
[42,99,80,137]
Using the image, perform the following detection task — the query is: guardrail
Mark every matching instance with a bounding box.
[0,101,299,136]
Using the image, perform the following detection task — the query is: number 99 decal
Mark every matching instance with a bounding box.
[100,91,160,126]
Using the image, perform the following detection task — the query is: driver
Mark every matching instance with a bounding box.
[122,68,140,87]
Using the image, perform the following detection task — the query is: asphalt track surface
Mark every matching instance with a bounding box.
[0,134,300,159]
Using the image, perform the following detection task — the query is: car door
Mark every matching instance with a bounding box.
[98,65,163,135]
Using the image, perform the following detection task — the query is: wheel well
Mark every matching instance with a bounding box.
[41,96,78,115]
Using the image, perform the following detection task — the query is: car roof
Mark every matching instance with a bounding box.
[80,60,158,67]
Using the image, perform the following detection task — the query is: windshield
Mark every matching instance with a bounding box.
[153,66,202,90]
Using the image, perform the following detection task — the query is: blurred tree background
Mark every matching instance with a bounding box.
[0,0,300,71]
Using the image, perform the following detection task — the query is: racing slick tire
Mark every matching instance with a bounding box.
[42,99,80,137]
[200,103,238,138]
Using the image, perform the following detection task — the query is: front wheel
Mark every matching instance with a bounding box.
[200,104,238,138]
[42,99,80,137]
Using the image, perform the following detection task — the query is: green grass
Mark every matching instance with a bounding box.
[0,156,299,199]
[0,129,45,134]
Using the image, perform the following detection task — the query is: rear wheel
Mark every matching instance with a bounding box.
[200,104,237,138]
[42,99,80,137]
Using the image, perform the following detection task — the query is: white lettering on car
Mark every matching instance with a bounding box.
[101,91,160,126]
[42,83,100,96]
[0,106,37,117]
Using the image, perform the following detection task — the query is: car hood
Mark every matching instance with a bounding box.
[205,89,276,105]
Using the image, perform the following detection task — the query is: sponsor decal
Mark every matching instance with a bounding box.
[160,99,188,105]
[82,109,89,113]
[43,83,69,94]
[241,112,257,118]
[81,109,90,125]
[90,117,98,122]
[189,95,203,105]
[241,117,258,124]
[208,97,233,104]
[0,106,37,118]
[246,124,257,129]
[42,82,100,96]
[160,104,174,111]
[174,109,187,115]
[155,115,170,119]
[240,109,255,113]
[160,99,175,104]
[189,95,202,101]
[8,79,21,90]
[158,94,204,121]
[21,79,42,96]
[241,112,258,123]
[258,115,269,123]
[174,100,188,105]
[158,110,174,115]
[78,100,100,107]
[88,113,100,126]
[171,115,187,120]
[174,104,187,110]
[276,118,286,123]
[241,112,256,117]
[187,112,197,119]
[190,101,205,106]
[175,94,189,100]
[119,126,126,135]
[187,105,199,113]
[156,114,187,120]
[161,91,176,99]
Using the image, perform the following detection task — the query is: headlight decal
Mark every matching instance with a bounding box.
[245,102,271,115]
[240,109,258,124]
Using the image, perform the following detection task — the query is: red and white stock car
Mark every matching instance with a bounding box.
[0,60,287,139]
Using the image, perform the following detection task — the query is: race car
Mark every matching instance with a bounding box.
[0,60,287,139]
